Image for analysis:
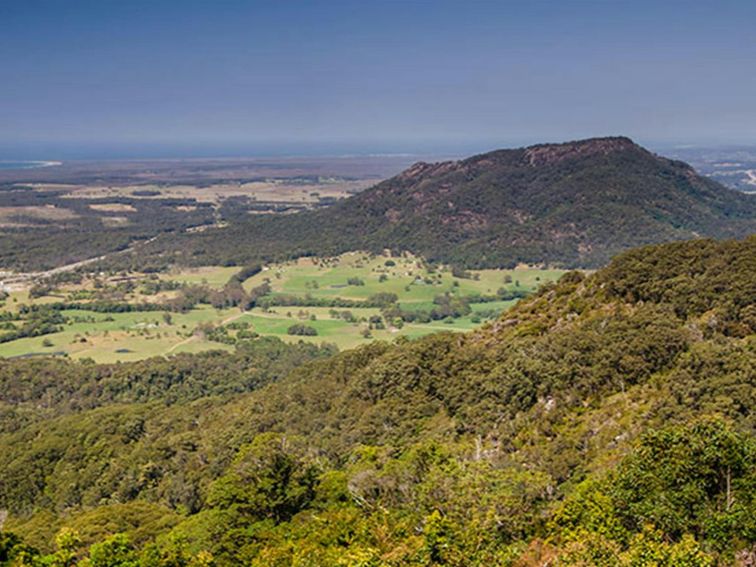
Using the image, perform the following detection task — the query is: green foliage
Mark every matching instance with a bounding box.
[208,433,320,523]
[0,336,334,431]
[551,418,754,564]
[0,531,26,564]
[611,419,755,549]
[286,323,318,336]
[87,534,139,567]
[0,236,754,564]
[0,307,64,343]
[50,527,83,567]
[620,528,715,567]
[598,236,756,335]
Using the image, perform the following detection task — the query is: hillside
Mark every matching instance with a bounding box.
[0,236,754,565]
[127,137,756,270]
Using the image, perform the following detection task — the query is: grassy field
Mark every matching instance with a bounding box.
[0,252,566,362]
[160,266,241,288]
[0,306,236,362]
[243,252,563,304]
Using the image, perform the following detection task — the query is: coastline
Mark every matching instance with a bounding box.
[0,160,62,170]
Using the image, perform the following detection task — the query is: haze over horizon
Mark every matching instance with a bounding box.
[2,0,755,159]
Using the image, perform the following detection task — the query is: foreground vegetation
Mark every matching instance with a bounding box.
[0,236,753,565]
[0,253,563,361]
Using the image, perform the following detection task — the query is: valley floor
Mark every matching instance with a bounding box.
[0,252,565,362]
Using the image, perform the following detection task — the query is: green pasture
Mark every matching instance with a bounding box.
[244,252,563,307]
[0,252,566,361]
[0,305,236,363]
[160,266,240,288]
[228,307,477,349]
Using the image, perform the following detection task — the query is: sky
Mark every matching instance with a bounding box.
[1,0,755,158]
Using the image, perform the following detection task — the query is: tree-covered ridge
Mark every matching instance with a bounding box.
[0,236,754,565]
[117,137,756,271]
[597,236,756,334]
[0,337,336,431]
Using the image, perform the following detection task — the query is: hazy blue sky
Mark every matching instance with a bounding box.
[1,0,755,158]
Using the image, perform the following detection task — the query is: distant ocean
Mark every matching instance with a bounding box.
[0,161,61,170]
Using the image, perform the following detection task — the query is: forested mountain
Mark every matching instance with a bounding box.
[1,236,754,565]
[126,137,756,270]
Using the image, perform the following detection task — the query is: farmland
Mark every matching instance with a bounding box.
[0,253,565,362]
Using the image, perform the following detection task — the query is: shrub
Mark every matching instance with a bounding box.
[287,324,318,336]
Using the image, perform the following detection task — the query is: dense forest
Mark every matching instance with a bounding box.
[0,236,753,565]
[105,137,756,272]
